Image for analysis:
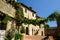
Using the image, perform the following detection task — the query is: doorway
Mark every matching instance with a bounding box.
[26,27,29,35]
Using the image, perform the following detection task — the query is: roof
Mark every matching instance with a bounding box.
[19,3,36,13]
[36,15,40,19]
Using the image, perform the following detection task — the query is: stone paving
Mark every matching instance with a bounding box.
[21,35,43,40]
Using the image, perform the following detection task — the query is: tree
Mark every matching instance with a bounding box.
[47,11,60,27]
[47,11,60,36]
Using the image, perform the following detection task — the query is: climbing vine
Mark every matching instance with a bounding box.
[5,0,46,26]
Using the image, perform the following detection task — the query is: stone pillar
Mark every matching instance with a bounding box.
[6,19,16,32]
[39,24,45,36]
[29,25,32,35]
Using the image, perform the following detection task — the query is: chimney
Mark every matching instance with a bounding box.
[29,7,32,10]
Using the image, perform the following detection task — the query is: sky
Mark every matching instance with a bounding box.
[17,0,60,27]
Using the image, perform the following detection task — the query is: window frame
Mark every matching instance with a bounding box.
[25,8,27,13]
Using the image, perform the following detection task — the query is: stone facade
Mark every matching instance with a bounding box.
[19,3,45,36]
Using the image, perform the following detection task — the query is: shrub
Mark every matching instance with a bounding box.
[21,26,26,33]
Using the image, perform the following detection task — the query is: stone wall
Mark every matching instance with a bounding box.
[45,28,56,36]
[0,0,16,18]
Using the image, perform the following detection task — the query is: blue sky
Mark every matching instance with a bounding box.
[17,0,60,27]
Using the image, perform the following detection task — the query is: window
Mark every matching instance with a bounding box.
[25,8,27,13]
[41,31,43,36]
[32,28,33,35]
[26,27,29,35]
[32,13,34,17]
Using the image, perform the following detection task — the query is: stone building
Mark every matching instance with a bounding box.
[0,0,45,40]
[19,3,45,36]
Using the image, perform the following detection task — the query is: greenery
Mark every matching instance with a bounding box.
[47,11,60,29]
[5,0,46,26]
[47,11,60,37]
[21,26,26,33]
[47,11,60,21]
[5,30,20,40]
[14,30,20,40]
[5,0,48,40]
[6,0,24,32]
[44,24,49,28]
[5,0,60,39]
[36,18,47,26]
[2,14,12,24]
[5,31,13,40]
[15,7,24,26]
[24,18,36,25]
